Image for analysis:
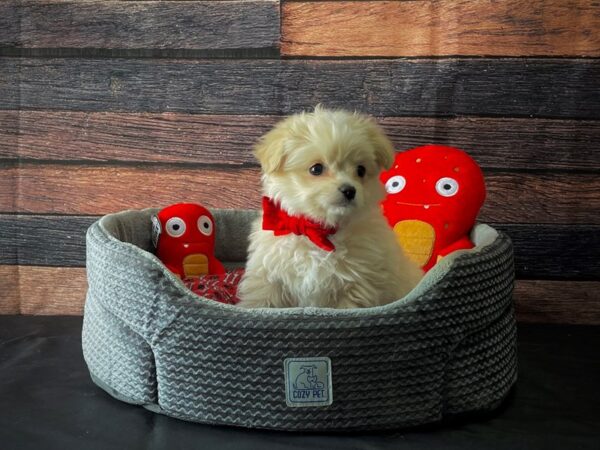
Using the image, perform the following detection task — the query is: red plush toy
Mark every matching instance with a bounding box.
[151,203,225,279]
[380,145,486,271]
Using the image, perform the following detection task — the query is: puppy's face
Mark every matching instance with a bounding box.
[255,107,394,226]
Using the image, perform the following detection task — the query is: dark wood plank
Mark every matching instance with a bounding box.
[2,58,599,119]
[481,173,600,224]
[514,280,600,325]
[2,111,599,170]
[283,1,600,57]
[0,47,279,59]
[1,268,598,323]
[379,117,600,171]
[2,214,598,281]
[0,265,87,315]
[492,224,600,281]
[0,1,279,53]
[0,215,96,267]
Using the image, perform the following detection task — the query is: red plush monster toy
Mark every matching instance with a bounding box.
[380,145,486,271]
[151,203,225,279]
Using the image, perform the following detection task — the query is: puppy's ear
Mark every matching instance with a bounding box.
[366,119,395,170]
[253,124,289,174]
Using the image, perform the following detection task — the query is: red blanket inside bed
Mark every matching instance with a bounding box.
[183,269,244,305]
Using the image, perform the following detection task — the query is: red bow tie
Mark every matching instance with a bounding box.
[261,197,338,252]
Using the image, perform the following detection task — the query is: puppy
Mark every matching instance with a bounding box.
[238,106,423,309]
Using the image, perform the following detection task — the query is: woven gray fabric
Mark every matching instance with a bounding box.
[82,208,517,431]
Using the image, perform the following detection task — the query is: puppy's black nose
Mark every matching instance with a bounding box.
[339,184,356,201]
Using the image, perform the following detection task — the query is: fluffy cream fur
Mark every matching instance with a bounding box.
[238,106,423,309]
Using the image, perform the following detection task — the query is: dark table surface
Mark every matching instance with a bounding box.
[0,315,598,450]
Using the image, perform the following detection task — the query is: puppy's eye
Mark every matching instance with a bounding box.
[357,165,366,178]
[309,163,324,176]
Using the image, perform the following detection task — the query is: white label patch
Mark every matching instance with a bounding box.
[151,215,161,248]
[284,357,332,407]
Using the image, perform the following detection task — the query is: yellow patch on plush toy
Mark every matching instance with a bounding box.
[393,220,435,268]
[182,254,209,277]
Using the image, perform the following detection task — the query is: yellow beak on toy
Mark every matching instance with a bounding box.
[393,220,435,268]
[182,254,209,278]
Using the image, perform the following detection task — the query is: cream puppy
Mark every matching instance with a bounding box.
[238,106,423,309]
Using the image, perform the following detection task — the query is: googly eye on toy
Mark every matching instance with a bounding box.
[197,215,213,236]
[385,175,406,194]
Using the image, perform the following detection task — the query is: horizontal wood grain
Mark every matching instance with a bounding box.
[2,58,599,119]
[0,47,279,59]
[0,164,598,224]
[0,215,96,266]
[0,265,87,315]
[378,117,600,171]
[282,1,600,57]
[0,164,262,214]
[0,265,20,314]
[1,111,599,170]
[481,172,600,224]
[514,280,600,325]
[0,0,279,52]
[0,111,271,165]
[1,214,598,281]
[492,224,600,281]
[1,265,598,323]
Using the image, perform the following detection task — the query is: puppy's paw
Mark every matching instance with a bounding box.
[237,276,289,308]
[237,295,270,309]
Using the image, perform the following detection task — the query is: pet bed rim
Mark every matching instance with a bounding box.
[90,207,505,318]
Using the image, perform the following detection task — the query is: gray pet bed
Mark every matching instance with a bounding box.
[82,208,517,431]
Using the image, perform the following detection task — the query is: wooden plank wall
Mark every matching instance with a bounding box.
[0,0,598,323]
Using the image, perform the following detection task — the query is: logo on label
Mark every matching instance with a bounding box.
[284,357,332,407]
